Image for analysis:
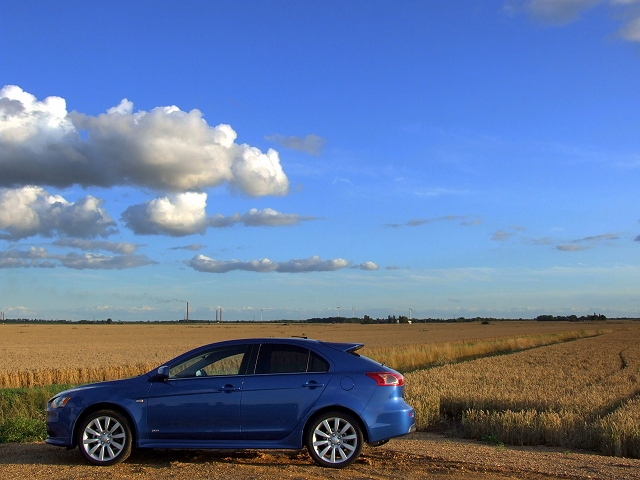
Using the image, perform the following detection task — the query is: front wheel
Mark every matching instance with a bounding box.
[306,411,363,468]
[77,409,132,466]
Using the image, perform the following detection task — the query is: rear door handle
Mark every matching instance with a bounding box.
[302,381,325,388]
[219,384,241,392]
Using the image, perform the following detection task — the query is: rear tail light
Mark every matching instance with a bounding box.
[365,372,404,386]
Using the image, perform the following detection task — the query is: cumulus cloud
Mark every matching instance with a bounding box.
[0,246,155,269]
[122,192,209,236]
[122,193,317,236]
[0,186,116,240]
[0,86,289,195]
[513,0,640,42]
[187,254,351,273]
[354,261,379,271]
[52,238,138,254]
[265,134,326,156]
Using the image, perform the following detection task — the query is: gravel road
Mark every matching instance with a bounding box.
[1,432,638,480]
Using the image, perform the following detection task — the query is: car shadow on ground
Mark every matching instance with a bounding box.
[0,443,387,469]
[0,443,319,468]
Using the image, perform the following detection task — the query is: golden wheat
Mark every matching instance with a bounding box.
[405,328,640,456]
[362,329,608,372]
[0,325,610,388]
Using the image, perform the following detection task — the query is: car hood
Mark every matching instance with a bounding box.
[51,374,150,399]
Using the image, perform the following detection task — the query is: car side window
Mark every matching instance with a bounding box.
[255,344,330,374]
[169,344,249,378]
[308,351,330,372]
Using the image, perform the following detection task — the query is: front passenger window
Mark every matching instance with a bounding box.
[169,345,249,378]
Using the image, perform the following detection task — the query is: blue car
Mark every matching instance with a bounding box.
[46,337,415,468]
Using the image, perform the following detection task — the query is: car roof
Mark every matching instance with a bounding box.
[196,337,363,353]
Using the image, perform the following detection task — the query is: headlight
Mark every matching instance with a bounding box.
[50,396,71,409]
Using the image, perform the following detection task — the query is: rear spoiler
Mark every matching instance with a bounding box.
[320,341,364,355]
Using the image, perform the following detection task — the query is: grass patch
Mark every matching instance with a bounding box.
[0,385,72,443]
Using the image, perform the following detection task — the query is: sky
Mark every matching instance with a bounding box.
[1,0,639,321]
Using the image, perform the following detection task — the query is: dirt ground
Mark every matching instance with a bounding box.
[1,432,638,480]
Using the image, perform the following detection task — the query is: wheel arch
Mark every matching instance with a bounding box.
[72,403,138,448]
[303,405,369,444]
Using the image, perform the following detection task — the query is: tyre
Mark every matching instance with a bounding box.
[77,409,132,466]
[306,411,363,468]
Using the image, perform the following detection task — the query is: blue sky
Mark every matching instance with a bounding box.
[1,1,639,321]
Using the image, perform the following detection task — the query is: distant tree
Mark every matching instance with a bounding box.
[106,318,113,324]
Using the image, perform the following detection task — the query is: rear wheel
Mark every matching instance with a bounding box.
[306,411,363,468]
[77,409,132,466]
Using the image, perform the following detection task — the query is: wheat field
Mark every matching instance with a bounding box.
[1,320,639,456]
[405,328,640,457]
[0,321,618,388]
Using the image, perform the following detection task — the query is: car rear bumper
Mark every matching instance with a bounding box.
[360,398,415,443]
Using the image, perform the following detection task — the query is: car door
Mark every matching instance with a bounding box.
[240,343,332,440]
[146,343,250,441]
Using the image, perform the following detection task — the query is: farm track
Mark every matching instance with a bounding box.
[1,433,639,480]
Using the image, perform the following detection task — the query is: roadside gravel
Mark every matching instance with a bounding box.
[0,432,638,479]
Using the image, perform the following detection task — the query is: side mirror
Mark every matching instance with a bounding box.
[156,365,170,381]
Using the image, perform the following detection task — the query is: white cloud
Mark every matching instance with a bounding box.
[0,86,289,195]
[386,215,480,229]
[52,238,139,254]
[556,232,621,251]
[514,0,640,42]
[524,0,602,24]
[187,254,352,273]
[168,243,204,251]
[355,261,379,271]
[265,134,326,156]
[0,246,156,269]
[58,252,156,270]
[123,193,317,236]
[241,208,315,227]
[122,192,209,236]
[557,244,590,251]
[0,186,116,240]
